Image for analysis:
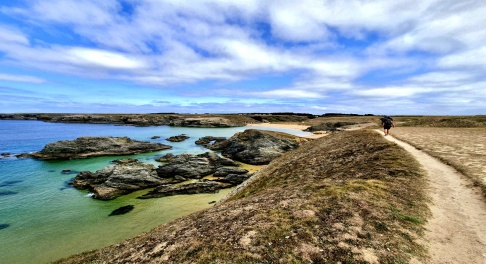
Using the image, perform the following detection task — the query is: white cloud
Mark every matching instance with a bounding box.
[437,46,486,69]
[255,89,323,98]
[66,47,147,70]
[28,0,119,26]
[0,73,45,83]
[0,26,29,45]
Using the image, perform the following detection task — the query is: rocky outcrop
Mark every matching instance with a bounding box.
[156,152,239,179]
[169,117,240,127]
[206,129,301,165]
[195,136,227,147]
[213,167,252,185]
[138,182,223,199]
[166,134,190,142]
[0,114,249,127]
[71,160,179,200]
[155,153,177,162]
[27,136,172,160]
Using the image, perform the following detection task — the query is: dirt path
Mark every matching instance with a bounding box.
[377,130,486,263]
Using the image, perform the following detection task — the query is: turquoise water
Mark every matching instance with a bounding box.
[0,120,310,264]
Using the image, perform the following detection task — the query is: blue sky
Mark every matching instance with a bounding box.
[1,0,485,115]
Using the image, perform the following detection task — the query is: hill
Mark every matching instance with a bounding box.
[57,130,429,263]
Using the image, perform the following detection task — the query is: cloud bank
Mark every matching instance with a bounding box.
[0,0,485,114]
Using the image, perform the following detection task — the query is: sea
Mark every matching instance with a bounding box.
[0,120,311,264]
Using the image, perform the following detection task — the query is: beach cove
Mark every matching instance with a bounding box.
[0,120,311,264]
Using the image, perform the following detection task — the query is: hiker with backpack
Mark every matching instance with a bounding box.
[381,115,395,136]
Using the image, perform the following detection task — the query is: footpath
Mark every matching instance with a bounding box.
[378,131,486,263]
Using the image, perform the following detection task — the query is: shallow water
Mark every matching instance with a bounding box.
[0,120,310,263]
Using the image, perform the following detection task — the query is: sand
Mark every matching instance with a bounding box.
[379,130,486,263]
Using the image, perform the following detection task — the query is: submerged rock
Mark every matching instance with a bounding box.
[206,129,302,165]
[109,205,135,216]
[0,190,18,196]
[156,152,239,179]
[0,223,10,230]
[26,136,172,160]
[0,180,23,187]
[138,182,222,199]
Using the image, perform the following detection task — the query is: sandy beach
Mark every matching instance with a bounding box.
[245,123,328,139]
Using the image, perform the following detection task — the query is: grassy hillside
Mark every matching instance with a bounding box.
[57,130,429,263]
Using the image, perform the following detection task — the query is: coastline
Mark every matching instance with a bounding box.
[246,123,328,139]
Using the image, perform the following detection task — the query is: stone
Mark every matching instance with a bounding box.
[156,152,239,179]
[207,129,301,165]
[109,205,135,216]
[195,136,227,147]
[71,160,177,200]
[26,136,172,160]
[155,153,176,162]
[138,182,222,199]
[165,134,190,142]
[213,167,249,177]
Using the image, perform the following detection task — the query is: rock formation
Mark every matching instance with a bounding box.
[156,152,239,179]
[71,159,178,200]
[138,182,223,199]
[27,136,172,160]
[205,129,301,165]
[169,117,239,127]
[165,134,190,142]
[195,136,227,147]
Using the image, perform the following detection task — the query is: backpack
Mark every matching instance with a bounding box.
[383,117,393,126]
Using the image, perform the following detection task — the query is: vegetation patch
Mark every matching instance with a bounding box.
[56,130,429,264]
[304,122,358,132]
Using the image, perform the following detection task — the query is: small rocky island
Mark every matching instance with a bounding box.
[204,129,303,165]
[24,136,172,160]
[71,153,248,200]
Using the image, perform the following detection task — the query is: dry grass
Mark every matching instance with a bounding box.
[57,130,429,264]
[391,127,486,198]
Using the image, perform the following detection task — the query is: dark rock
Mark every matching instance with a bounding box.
[156,152,239,179]
[222,173,252,185]
[71,161,177,200]
[0,190,18,196]
[111,158,139,164]
[138,181,222,199]
[208,129,301,165]
[208,201,216,204]
[155,153,176,162]
[0,180,23,187]
[169,117,242,128]
[166,134,190,142]
[109,205,135,216]
[195,136,227,147]
[151,136,161,139]
[213,167,249,177]
[0,223,10,230]
[15,153,31,159]
[61,169,72,174]
[25,136,172,160]
[1,153,11,157]
[304,122,357,132]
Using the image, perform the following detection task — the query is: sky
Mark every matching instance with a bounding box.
[1,0,485,115]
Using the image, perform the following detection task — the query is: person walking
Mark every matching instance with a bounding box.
[380,115,395,136]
